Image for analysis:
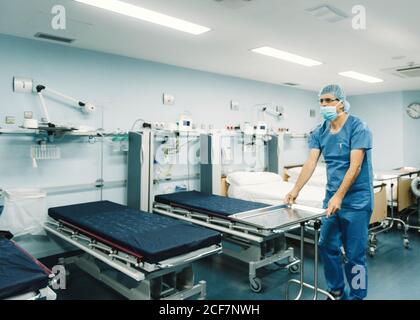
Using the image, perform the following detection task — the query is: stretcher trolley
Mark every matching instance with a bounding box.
[0,231,57,300]
[44,201,222,300]
[153,191,334,299]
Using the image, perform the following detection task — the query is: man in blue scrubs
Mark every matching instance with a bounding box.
[285,84,373,300]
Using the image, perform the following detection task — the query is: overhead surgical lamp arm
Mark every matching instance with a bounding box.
[36,86,52,124]
[253,103,284,121]
[262,106,283,118]
[36,85,96,124]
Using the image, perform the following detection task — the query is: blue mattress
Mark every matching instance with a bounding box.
[0,237,50,299]
[48,201,221,264]
[155,191,269,217]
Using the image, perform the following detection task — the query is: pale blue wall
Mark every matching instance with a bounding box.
[0,34,319,257]
[348,92,405,171]
[349,91,420,171]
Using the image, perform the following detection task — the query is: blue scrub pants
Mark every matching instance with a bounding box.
[319,209,372,300]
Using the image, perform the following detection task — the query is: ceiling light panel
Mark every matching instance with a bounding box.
[339,71,384,83]
[252,46,323,67]
[74,0,211,35]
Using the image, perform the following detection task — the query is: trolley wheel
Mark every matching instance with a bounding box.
[404,239,410,248]
[368,246,376,257]
[288,263,300,274]
[250,278,262,293]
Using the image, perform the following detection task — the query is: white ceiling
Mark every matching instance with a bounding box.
[1,0,420,95]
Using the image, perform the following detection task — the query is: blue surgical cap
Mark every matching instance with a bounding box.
[319,84,351,113]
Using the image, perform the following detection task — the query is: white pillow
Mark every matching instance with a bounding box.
[287,167,301,181]
[287,166,327,182]
[226,171,283,186]
[287,166,327,187]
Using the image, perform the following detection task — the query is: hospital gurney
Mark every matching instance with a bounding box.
[374,168,420,249]
[0,231,56,300]
[153,191,334,299]
[44,201,222,300]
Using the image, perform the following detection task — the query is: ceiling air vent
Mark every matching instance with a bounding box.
[213,0,252,9]
[283,82,299,87]
[34,33,75,44]
[383,64,420,79]
[306,5,348,23]
[395,65,420,78]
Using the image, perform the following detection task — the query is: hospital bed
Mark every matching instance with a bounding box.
[0,231,56,300]
[153,191,335,299]
[374,167,420,248]
[44,201,222,300]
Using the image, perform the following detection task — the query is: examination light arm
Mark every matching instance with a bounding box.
[36,85,96,124]
[262,106,283,118]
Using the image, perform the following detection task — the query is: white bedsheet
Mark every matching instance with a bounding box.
[228,181,325,208]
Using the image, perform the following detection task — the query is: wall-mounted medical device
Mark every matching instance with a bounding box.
[262,105,284,119]
[255,121,268,135]
[179,114,193,131]
[13,77,33,94]
[13,77,96,126]
[242,122,254,135]
[35,85,96,123]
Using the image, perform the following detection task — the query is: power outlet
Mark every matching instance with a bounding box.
[5,116,16,124]
[310,109,316,117]
[163,94,175,106]
[24,111,33,119]
[230,100,239,111]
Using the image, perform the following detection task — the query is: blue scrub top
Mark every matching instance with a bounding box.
[308,115,374,211]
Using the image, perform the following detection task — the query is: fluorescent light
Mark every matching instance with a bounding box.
[338,71,384,83]
[251,46,323,67]
[74,0,211,35]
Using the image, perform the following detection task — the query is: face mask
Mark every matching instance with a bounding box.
[320,106,338,121]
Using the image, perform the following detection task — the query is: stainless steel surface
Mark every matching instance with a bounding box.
[230,204,286,217]
[230,205,325,230]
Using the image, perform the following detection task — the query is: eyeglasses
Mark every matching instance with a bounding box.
[319,98,339,104]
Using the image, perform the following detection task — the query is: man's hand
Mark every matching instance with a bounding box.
[326,194,343,217]
[284,189,299,205]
